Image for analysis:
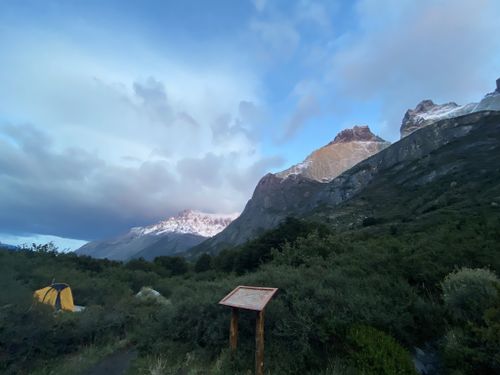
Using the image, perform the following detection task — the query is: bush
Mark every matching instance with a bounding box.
[441,270,500,374]
[154,256,189,276]
[442,268,499,323]
[345,325,416,375]
[195,253,213,273]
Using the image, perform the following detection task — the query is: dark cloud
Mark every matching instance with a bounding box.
[226,155,285,192]
[210,100,264,144]
[0,125,177,239]
[211,114,251,144]
[0,123,278,241]
[0,124,103,181]
[177,153,225,188]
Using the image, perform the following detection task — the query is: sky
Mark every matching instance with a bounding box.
[0,0,499,250]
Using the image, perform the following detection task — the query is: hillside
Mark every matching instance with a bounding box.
[308,112,500,230]
[2,139,499,374]
[191,110,500,255]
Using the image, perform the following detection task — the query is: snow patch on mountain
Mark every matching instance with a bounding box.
[275,160,312,180]
[401,78,500,138]
[132,210,239,238]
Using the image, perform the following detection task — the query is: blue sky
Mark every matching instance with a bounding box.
[0,0,499,250]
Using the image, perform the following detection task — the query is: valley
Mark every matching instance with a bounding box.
[2,80,500,374]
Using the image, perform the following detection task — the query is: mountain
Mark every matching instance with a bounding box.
[190,108,500,256]
[276,125,390,182]
[188,126,389,254]
[306,112,500,232]
[400,78,500,138]
[0,242,18,251]
[76,210,238,261]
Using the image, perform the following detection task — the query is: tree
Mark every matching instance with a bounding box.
[194,253,212,273]
[154,256,189,276]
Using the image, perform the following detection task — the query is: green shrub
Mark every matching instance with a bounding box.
[442,267,499,323]
[441,271,500,374]
[345,325,416,375]
[195,253,213,273]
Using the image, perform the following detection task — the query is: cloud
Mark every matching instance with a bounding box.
[177,153,225,188]
[210,100,265,147]
[330,0,500,139]
[0,123,281,241]
[279,80,323,142]
[0,25,278,241]
[295,0,333,31]
[226,155,285,192]
[250,19,301,60]
[133,77,173,126]
[252,0,268,12]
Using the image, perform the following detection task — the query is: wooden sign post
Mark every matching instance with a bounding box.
[219,286,278,375]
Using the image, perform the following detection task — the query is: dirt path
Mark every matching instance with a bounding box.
[83,348,138,375]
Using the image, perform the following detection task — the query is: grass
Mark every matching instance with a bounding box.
[30,340,128,375]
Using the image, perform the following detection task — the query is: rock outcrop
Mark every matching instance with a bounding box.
[400,100,475,138]
[276,125,390,182]
[400,78,500,138]
[474,78,500,112]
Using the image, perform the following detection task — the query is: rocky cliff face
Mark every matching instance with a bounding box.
[191,110,500,255]
[189,126,389,254]
[307,109,500,231]
[276,126,390,182]
[400,78,500,138]
[399,100,475,138]
[314,111,500,209]
[474,78,500,112]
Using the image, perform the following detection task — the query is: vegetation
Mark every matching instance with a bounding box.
[345,325,416,375]
[1,203,499,374]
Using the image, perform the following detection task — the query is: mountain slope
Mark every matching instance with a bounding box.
[190,110,500,256]
[186,126,388,255]
[76,210,237,261]
[307,111,500,229]
[277,125,390,182]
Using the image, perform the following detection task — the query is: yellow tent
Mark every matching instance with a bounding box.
[33,283,75,312]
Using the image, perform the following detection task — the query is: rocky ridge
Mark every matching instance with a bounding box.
[400,78,500,138]
[190,109,500,255]
[276,125,390,182]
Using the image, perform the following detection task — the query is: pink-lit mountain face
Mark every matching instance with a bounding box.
[131,210,239,238]
[276,126,390,182]
[76,210,238,261]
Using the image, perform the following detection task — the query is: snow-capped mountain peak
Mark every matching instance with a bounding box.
[400,78,500,138]
[132,210,239,238]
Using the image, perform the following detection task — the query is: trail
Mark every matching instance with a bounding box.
[83,348,137,375]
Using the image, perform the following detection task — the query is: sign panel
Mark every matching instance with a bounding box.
[219,286,278,311]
